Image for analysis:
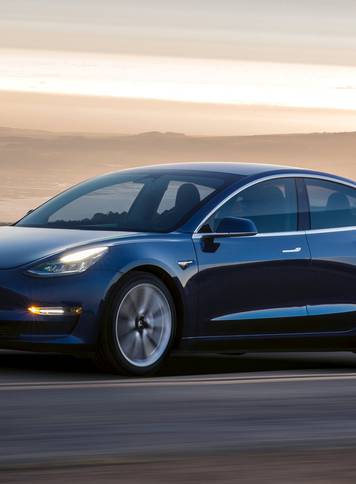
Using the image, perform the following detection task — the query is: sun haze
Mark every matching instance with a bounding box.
[1,0,356,135]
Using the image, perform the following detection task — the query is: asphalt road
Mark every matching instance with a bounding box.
[2,350,356,482]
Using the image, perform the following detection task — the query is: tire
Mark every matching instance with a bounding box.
[95,271,176,376]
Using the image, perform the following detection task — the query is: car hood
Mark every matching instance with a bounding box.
[0,226,139,269]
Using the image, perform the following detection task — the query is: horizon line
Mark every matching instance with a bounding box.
[1,125,356,139]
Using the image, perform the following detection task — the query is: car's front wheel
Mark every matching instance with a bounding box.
[95,272,176,376]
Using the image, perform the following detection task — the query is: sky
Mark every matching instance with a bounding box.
[1,0,356,135]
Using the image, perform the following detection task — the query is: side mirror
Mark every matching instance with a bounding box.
[215,217,258,236]
[199,217,257,252]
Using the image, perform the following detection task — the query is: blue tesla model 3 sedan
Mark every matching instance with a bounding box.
[1,162,356,375]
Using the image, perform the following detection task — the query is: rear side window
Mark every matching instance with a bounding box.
[305,179,356,230]
[202,178,298,234]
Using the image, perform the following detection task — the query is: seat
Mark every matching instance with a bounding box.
[173,183,201,219]
[241,185,289,232]
[325,192,353,228]
[158,183,201,227]
[326,192,351,212]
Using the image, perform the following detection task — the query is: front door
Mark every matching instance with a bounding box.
[193,177,312,340]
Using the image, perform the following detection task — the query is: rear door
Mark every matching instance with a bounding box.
[304,177,356,332]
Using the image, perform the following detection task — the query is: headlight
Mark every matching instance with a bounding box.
[27,246,109,276]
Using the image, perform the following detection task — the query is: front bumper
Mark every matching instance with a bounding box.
[0,267,121,352]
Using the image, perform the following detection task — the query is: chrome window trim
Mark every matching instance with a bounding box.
[256,231,302,238]
[306,226,356,235]
[193,173,356,236]
[192,230,302,240]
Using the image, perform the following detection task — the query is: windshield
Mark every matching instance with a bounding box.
[17,169,236,232]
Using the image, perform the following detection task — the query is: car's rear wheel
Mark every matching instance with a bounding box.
[95,272,176,376]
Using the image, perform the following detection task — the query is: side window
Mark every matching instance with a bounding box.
[305,179,356,230]
[202,178,298,234]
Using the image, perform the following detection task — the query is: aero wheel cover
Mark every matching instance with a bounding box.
[115,283,172,367]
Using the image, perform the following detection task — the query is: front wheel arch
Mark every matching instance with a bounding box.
[104,265,185,349]
[96,270,177,375]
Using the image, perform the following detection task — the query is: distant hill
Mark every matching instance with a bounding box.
[0,128,355,222]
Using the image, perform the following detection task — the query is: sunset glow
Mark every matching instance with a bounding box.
[1,0,356,134]
[1,49,356,111]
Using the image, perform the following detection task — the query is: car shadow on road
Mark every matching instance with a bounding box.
[161,351,356,376]
[0,350,356,379]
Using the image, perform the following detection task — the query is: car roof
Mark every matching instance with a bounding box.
[123,162,340,179]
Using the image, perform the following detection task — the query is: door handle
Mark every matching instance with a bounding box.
[282,247,302,254]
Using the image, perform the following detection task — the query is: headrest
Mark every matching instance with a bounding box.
[326,192,351,211]
[175,183,201,209]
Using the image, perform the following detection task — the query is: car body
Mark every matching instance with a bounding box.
[2,162,356,374]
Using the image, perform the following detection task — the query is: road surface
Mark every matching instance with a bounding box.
[1,350,356,482]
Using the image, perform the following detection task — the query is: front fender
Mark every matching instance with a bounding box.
[102,233,199,338]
